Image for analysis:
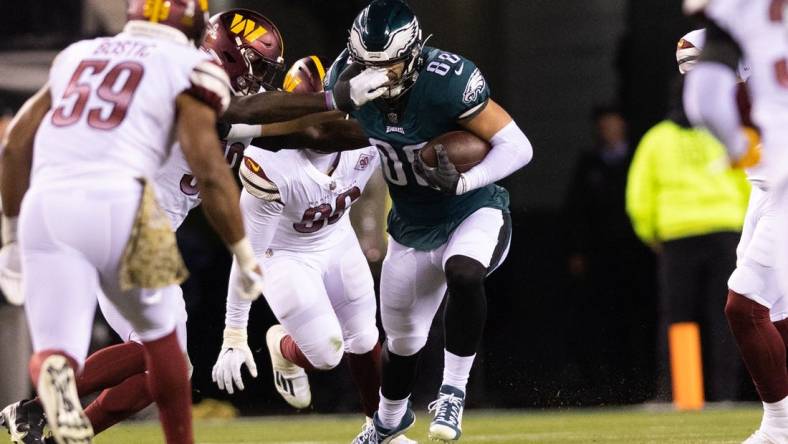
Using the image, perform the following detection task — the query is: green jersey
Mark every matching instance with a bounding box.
[325,46,510,250]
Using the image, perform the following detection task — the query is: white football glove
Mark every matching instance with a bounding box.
[230,238,264,301]
[0,216,23,305]
[329,65,391,112]
[211,327,258,394]
[348,67,390,108]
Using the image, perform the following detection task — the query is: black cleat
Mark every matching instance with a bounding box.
[0,399,48,444]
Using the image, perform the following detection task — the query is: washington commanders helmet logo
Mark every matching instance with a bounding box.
[230,13,268,43]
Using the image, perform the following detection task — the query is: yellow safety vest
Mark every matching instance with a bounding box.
[626,120,750,245]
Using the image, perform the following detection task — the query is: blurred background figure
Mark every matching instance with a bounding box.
[564,105,657,403]
[626,76,750,403]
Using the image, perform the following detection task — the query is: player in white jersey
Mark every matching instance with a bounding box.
[0,8,284,444]
[210,58,413,444]
[681,3,788,441]
[0,1,266,443]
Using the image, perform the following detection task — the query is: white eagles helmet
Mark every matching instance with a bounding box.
[347,0,425,99]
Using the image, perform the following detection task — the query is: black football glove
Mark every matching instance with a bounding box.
[413,145,460,194]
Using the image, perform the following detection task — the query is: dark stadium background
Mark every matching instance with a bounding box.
[1,0,740,414]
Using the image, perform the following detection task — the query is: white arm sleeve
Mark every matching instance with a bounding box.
[225,191,283,329]
[683,62,747,161]
[227,124,263,139]
[458,121,533,194]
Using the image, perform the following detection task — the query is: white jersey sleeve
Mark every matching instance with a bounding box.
[31,32,231,188]
[237,146,378,254]
[706,0,788,139]
[154,136,251,229]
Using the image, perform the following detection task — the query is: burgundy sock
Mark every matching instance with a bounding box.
[143,331,193,444]
[29,350,78,385]
[346,342,382,418]
[84,373,153,434]
[76,342,146,396]
[725,290,788,402]
[280,334,317,372]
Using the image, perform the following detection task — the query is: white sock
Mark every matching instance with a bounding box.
[378,391,408,429]
[442,350,475,393]
[764,396,788,422]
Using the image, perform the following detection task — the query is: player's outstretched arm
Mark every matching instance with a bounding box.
[0,84,51,219]
[221,64,391,124]
[457,99,533,194]
[223,91,334,125]
[176,93,262,301]
[223,110,345,139]
[256,118,370,153]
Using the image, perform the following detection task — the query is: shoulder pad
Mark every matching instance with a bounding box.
[239,156,283,203]
[419,48,490,120]
[186,60,232,114]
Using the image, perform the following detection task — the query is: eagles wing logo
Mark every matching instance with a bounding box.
[463,68,486,105]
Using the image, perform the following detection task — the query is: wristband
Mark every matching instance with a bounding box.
[230,237,256,269]
[2,215,18,245]
[222,326,248,348]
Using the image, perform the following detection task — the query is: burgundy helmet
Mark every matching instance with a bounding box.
[282,56,326,94]
[201,9,285,95]
[127,0,210,43]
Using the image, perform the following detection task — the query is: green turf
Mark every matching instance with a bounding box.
[95,406,764,443]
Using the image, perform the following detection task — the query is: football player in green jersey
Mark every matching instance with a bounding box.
[322,2,533,443]
[217,1,532,442]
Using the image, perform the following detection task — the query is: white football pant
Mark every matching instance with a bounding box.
[20,181,178,368]
[262,230,379,369]
[381,207,511,357]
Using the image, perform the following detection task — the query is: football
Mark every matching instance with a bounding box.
[419,130,491,173]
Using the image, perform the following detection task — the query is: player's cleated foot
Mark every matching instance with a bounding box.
[427,385,465,442]
[1,400,47,443]
[265,325,312,409]
[361,418,417,444]
[742,426,788,444]
[36,355,93,444]
[353,409,416,444]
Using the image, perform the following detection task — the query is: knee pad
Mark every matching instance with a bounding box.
[445,256,486,290]
[344,326,379,355]
[386,335,427,357]
[307,338,344,370]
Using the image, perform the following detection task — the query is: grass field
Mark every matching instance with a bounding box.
[95,405,764,443]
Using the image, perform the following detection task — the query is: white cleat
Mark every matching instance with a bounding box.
[742,424,788,444]
[743,430,777,444]
[265,325,312,409]
[37,355,93,444]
